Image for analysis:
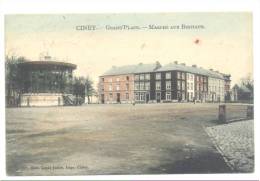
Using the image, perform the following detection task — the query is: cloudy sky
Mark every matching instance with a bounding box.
[5,13,253,87]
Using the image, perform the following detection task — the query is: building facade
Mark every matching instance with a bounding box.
[99,74,134,104]
[99,61,230,104]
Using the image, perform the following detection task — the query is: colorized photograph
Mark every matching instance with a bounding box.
[5,13,254,175]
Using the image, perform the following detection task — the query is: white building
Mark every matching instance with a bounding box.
[186,72,195,101]
[208,77,225,102]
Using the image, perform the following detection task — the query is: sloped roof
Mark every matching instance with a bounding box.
[157,63,224,79]
[102,63,160,76]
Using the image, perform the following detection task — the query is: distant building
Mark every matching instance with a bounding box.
[18,57,77,106]
[99,61,231,103]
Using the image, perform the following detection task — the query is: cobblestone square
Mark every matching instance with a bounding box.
[206,119,254,172]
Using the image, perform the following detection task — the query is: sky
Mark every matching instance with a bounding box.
[5,13,253,87]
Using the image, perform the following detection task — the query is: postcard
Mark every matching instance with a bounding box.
[4,12,254,176]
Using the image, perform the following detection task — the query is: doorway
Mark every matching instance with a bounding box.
[156,92,161,103]
[146,93,150,103]
[116,93,120,103]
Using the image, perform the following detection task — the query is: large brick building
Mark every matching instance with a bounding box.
[98,61,231,104]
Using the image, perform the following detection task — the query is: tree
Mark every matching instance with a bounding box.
[240,74,254,93]
[5,56,27,106]
[72,75,95,104]
[84,76,95,104]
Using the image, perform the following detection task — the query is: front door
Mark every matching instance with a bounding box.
[101,94,104,104]
[156,92,161,103]
[146,93,150,103]
[116,93,120,103]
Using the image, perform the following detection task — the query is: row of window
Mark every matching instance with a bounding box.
[134,92,172,101]
[103,82,209,92]
[103,72,208,83]
[195,76,207,82]
[135,82,150,90]
[107,93,129,100]
[135,74,150,81]
[108,83,129,91]
[209,86,224,93]
[102,76,130,83]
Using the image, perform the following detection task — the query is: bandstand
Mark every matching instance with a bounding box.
[18,60,77,106]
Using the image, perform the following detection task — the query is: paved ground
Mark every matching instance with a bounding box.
[205,120,254,172]
[6,103,252,175]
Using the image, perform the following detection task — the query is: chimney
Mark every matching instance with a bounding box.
[209,68,213,71]
[192,64,197,67]
[155,61,161,69]
[174,61,178,64]
[181,63,186,66]
[139,62,143,65]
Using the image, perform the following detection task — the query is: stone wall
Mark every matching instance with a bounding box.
[20,93,64,107]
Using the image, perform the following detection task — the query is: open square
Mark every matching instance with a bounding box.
[6,103,253,175]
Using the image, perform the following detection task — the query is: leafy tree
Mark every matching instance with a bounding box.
[239,73,254,93]
[5,56,27,106]
[72,75,96,104]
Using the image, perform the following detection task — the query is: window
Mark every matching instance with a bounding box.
[140,74,145,80]
[135,93,139,101]
[204,85,207,91]
[156,73,161,80]
[187,74,189,80]
[177,80,181,90]
[197,76,199,81]
[182,73,185,79]
[140,93,145,101]
[134,75,139,81]
[166,81,171,90]
[140,82,145,90]
[126,83,129,90]
[101,78,104,82]
[182,81,186,90]
[109,78,113,82]
[156,81,161,90]
[145,74,150,80]
[126,76,129,81]
[134,83,139,90]
[191,83,193,90]
[109,84,112,91]
[166,72,171,79]
[190,74,193,80]
[116,84,120,91]
[116,77,120,82]
[166,92,171,100]
[145,82,150,90]
[187,82,190,90]
[126,93,129,100]
[177,72,181,79]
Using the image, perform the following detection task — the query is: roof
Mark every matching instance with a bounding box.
[19,61,77,69]
[102,63,160,76]
[157,63,225,79]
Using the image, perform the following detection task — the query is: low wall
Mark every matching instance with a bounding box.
[20,93,64,107]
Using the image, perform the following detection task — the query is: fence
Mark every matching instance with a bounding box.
[218,104,254,123]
